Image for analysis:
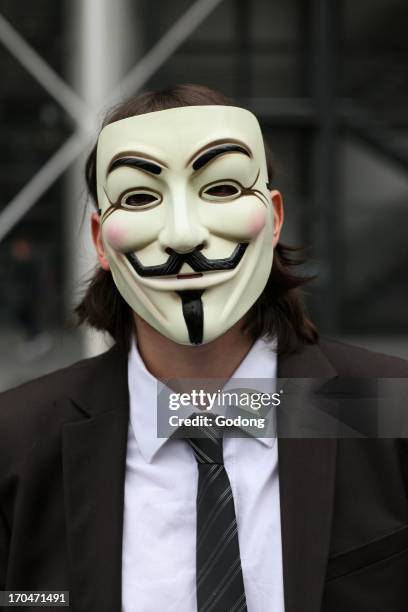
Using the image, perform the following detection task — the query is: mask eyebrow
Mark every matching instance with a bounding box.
[189,140,252,172]
[107,154,165,177]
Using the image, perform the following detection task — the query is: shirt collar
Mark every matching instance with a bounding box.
[128,335,277,463]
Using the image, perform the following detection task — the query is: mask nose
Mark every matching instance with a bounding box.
[158,196,209,254]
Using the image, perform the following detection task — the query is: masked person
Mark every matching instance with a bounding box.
[1,85,408,612]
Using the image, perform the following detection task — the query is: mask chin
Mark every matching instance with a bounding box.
[106,231,274,347]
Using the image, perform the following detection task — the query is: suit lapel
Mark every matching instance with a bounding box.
[277,343,338,612]
[61,345,129,612]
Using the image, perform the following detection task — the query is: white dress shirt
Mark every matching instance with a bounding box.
[122,337,285,612]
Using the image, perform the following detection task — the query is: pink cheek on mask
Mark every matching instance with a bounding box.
[104,222,128,251]
[248,209,266,238]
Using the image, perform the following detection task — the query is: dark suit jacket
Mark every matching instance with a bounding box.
[1,338,408,612]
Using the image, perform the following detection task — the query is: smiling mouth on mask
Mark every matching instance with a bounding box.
[124,243,248,279]
[176,272,203,279]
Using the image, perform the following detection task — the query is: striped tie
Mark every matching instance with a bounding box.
[185,419,248,612]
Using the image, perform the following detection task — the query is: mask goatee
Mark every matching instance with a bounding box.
[177,290,204,345]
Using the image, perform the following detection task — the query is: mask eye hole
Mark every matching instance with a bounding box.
[120,190,162,210]
[200,181,242,202]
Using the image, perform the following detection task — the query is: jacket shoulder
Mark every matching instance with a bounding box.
[318,337,408,377]
[0,348,118,471]
[0,350,111,410]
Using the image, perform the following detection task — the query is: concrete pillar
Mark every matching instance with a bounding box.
[65,0,140,356]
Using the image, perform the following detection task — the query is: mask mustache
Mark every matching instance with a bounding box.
[125,243,248,278]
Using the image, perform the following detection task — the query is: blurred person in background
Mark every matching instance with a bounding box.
[9,236,52,360]
[1,84,408,612]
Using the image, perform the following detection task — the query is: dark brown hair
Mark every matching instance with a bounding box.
[76,83,318,354]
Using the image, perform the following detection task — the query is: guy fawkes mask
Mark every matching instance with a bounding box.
[96,105,273,345]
